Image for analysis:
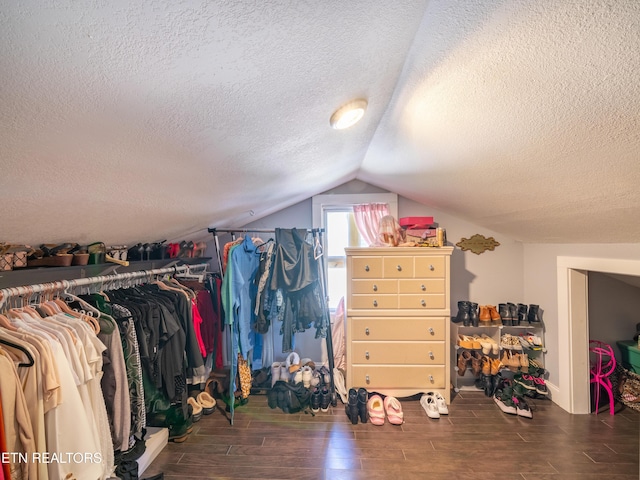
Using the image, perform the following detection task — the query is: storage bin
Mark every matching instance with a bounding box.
[616,340,640,374]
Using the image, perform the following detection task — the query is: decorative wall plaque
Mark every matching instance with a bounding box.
[456,234,500,255]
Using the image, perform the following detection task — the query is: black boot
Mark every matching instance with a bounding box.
[345,388,358,423]
[498,303,511,326]
[357,388,369,423]
[528,304,541,323]
[517,304,528,325]
[454,301,471,326]
[469,302,479,327]
[508,303,518,325]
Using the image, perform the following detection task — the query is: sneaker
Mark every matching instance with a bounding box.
[311,388,321,413]
[532,376,549,395]
[424,391,448,415]
[320,387,331,412]
[500,333,522,351]
[512,396,533,418]
[493,390,517,415]
[420,394,440,419]
[514,374,536,391]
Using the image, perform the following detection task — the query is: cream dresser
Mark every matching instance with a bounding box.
[345,247,453,403]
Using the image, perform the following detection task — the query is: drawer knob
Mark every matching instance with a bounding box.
[428,327,435,335]
[365,265,370,272]
[373,300,378,307]
[396,265,402,271]
[373,284,377,291]
[421,299,426,307]
[365,351,370,360]
[429,375,434,383]
[429,351,435,360]
[421,284,426,291]
[365,328,370,335]
[365,375,370,384]
[429,264,435,271]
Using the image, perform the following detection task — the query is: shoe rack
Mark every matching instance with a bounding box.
[451,322,545,393]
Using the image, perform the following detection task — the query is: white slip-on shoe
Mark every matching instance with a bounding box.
[301,365,313,388]
[279,364,290,383]
[271,362,281,387]
[420,394,440,419]
[433,392,448,415]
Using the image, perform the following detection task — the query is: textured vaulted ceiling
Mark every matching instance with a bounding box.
[1,0,639,246]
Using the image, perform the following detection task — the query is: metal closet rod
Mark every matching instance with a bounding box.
[0,263,209,300]
[208,227,324,234]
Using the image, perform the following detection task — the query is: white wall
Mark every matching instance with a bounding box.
[588,272,640,353]
[229,180,528,367]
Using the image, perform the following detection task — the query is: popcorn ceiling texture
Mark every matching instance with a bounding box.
[0,0,638,245]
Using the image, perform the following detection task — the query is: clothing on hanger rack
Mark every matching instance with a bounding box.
[209,226,337,422]
[0,262,214,478]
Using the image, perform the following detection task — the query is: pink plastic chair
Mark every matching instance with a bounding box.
[589,340,617,415]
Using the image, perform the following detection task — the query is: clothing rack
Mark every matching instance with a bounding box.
[208,227,337,413]
[0,263,210,308]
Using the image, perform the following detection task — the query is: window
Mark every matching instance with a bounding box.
[312,193,398,310]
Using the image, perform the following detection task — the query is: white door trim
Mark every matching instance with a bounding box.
[557,256,640,413]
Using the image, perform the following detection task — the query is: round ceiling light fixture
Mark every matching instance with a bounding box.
[330,99,368,130]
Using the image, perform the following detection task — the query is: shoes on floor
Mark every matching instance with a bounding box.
[311,388,322,413]
[424,391,448,415]
[357,388,369,423]
[383,396,404,425]
[187,397,203,422]
[345,388,358,424]
[320,387,331,412]
[196,391,216,415]
[367,394,385,426]
[420,394,440,419]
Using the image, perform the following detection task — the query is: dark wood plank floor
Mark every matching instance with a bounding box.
[142,391,639,480]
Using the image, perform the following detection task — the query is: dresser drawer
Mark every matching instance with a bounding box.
[350,317,446,341]
[415,256,446,278]
[382,256,414,278]
[349,295,398,310]
[350,365,445,389]
[351,256,383,278]
[398,294,446,309]
[351,279,397,294]
[351,342,445,365]
[398,278,445,294]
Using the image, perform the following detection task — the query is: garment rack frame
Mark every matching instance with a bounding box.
[208,227,337,410]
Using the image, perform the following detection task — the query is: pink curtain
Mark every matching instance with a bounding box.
[353,203,389,246]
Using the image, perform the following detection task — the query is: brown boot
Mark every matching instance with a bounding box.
[488,305,501,323]
[457,350,472,376]
[478,305,491,324]
[481,356,491,376]
[470,351,483,376]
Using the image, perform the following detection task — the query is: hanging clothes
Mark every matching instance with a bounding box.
[269,228,325,352]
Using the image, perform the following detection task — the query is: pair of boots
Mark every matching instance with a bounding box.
[499,303,541,325]
[453,301,479,326]
[457,350,483,376]
[345,388,368,424]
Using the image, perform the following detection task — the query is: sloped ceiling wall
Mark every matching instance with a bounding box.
[1,0,638,246]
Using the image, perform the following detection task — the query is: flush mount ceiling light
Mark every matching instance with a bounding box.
[330,99,368,129]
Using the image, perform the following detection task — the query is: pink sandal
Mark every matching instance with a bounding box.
[367,394,385,426]
[383,396,404,425]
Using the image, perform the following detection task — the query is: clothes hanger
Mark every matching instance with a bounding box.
[0,338,34,367]
[313,235,324,260]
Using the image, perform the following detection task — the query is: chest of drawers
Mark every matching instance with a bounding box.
[345,247,453,402]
